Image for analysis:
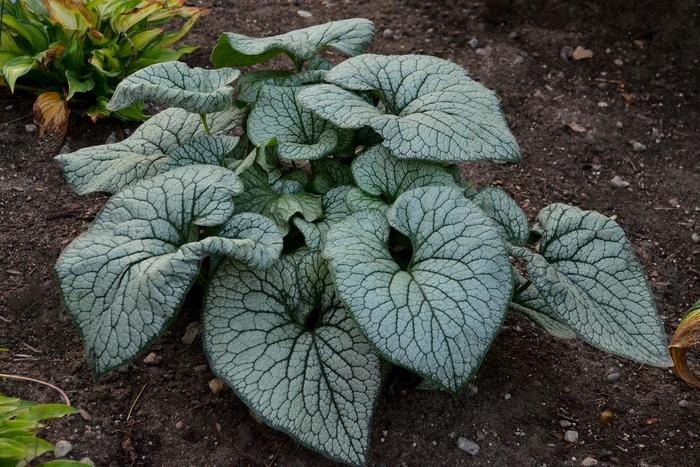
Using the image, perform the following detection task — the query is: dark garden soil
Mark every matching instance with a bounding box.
[1,1,699,466]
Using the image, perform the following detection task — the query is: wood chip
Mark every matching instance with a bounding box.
[572,46,593,60]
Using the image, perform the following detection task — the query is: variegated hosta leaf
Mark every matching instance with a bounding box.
[107,61,240,114]
[297,54,520,163]
[351,145,458,202]
[237,69,327,104]
[511,272,576,340]
[473,187,529,246]
[294,186,353,250]
[324,186,513,391]
[310,158,354,194]
[55,166,283,377]
[211,18,375,67]
[203,250,381,466]
[55,107,245,194]
[234,164,322,235]
[247,84,352,161]
[512,204,671,367]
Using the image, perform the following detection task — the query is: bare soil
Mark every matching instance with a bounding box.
[1,1,699,466]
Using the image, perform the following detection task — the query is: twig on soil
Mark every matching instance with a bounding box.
[0,314,9,323]
[22,342,41,354]
[266,454,277,467]
[0,114,32,125]
[0,373,72,406]
[126,383,148,422]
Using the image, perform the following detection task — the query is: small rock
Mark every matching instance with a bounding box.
[564,430,579,443]
[54,440,73,458]
[181,322,200,345]
[382,29,394,39]
[143,352,161,365]
[678,399,691,408]
[80,458,95,467]
[597,101,608,108]
[504,393,511,400]
[599,410,616,425]
[692,233,700,243]
[467,383,478,395]
[630,140,647,152]
[104,131,118,144]
[567,122,587,133]
[5,104,13,110]
[209,377,226,394]
[560,46,574,60]
[476,46,493,57]
[468,37,480,49]
[79,408,92,421]
[616,121,623,129]
[614,58,624,66]
[193,364,208,373]
[456,437,480,456]
[582,457,599,466]
[25,123,37,133]
[175,420,184,429]
[606,371,621,383]
[508,31,519,40]
[297,10,312,18]
[560,420,572,428]
[610,175,630,188]
[572,46,594,60]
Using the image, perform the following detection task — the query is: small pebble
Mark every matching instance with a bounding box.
[581,457,598,466]
[606,371,621,383]
[467,383,478,395]
[508,31,519,39]
[615,121,623,129]
[209,378,226,394]
[25,123,37,133]
[297,10,312,18]
[679,399,691,408]
[181,322,200,345]
[104,131,118,144]
[5,104,13,110]
[560,420,572,428]
[610,175,630,188]
[599,410,616,425]
[614,58,624,66]
[692,233,700,243]
[630,140,647,152]
[564,430,579,443]
[54,440,73,458]
[456,437,480,456]
[468,37,480,49]
[504,393,511,400]
[143,352,161,365]
[476,46,493,57]
[382,28,394,39]
[80,458,95,467]
[597,101,608,108]
[175,420,184,429]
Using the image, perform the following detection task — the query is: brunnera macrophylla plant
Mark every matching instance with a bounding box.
[53,18,671,467]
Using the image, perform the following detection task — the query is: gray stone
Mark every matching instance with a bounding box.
[476,46,493,57]
[143,352,161,365]
[560,420,572,428]
[678,399,691,408]
[105,131,118,144]
[25,123,37,133]
[610,175,630,188]
[80,458,96,467]
[181,322,200,345]
[564,430,579,443]
[606,371,621,383]
[54,440,73,458]
[692,233,700,243]
[382,29,394,39]
[457,437,480,456]
[582,457,598,467]
[297,9,312,18]
[630,140,647,152]
[468,37,480,49]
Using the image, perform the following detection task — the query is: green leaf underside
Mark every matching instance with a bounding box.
[203,250,381,466]
[351,145,458,201]
[55,166,282,377]
[247,84,351,161]
[294,186,353,250]
[55,107,245,194]
[107,61,240,114]
[235,164,322,235]
[511,272,576,339]
[324,186,513,391]
[211,18,375,67]
[514,204,671,366]
[297,54,520,163]
[473,187,529,246]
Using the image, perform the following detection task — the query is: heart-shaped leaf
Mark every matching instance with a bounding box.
[512,203,671,367]
[159,134,240,172]
[511,272,576,339]
[203,250,381,467]
[107,61,240,114]
[55,166,283,377]
[351,145,458,202]
[237,69,326,104]
[247,83,352,160]
[211,18,375,67]
[55,107,245,194]
[294,185,353,249]
[298,54,520,163]
[324,186,513,391]
[473,187,529,246]
[310,158,354,194]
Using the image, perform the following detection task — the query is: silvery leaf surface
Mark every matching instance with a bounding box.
[324,186,513,391]
[55,166,282,377]
[203,249,381,466]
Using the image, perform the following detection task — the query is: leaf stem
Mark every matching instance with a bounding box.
[0,373,72,406]
[199,113,211,135]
